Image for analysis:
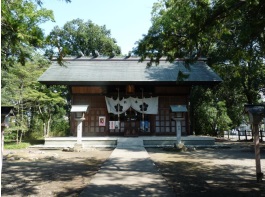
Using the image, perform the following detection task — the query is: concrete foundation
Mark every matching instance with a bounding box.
[43,136,215,148]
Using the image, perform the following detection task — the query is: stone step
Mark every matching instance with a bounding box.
[117,137,144,147]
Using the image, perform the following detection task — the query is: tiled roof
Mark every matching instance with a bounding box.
[38,57,222,85]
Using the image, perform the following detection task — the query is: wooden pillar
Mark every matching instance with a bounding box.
[244,105,264,182]
[253,123,262,182]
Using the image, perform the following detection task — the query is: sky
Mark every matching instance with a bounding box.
[40,0,157,55]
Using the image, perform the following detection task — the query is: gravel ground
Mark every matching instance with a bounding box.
[1,141,265,197]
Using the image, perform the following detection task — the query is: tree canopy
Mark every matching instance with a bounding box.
[134,0,265,61]
[45,19,121,61]
[1,0,122,140]
[133,0,265,134]
[1,0,70,141]
[1,0,54,68]
[134,0,265,103]
[1,54,67,141]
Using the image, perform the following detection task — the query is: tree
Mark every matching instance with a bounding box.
[134,0,215,62]
[45,19,121,61]
[2,55,44,142]
[134,0,265,132]
[190,87,231,135]
[1,0,54,68]
[1,55,66,141]
[26,84,66,137]
[1,0,74,140]
[135,0,265,61]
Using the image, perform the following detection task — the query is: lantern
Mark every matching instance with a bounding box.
[170,105,187,145]
[70,105,89,147]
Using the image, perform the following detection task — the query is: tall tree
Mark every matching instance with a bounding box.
[135,0,265,61]
[134,0,265,131]
[1,55,66,140]
[1,0,54,68]
[46,19,121,61]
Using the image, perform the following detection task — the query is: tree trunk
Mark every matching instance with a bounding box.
[45,113,52,137]
[43,123,46,137]
[19,130,23,143]
[16,130,19,144]
[46,114,52,137]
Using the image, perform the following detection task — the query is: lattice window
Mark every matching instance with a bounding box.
[155,109,175,133]
[83,108,107,134]
[155,96,187,134]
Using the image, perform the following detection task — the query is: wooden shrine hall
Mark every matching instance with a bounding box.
[38,57,222,137]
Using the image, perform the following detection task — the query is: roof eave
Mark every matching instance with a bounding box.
[38,80,222,86]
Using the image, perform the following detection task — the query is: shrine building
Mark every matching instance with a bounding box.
[38,57,222,138]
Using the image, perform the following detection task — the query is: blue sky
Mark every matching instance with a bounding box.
[40,0,157,55]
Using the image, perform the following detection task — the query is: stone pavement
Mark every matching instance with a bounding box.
[79,138,175,197]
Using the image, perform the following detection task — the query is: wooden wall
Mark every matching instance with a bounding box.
[70,85,191,136]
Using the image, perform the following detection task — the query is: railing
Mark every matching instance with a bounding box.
[223,130,265,141]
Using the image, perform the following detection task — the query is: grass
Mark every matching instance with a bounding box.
[4,139,44,149]
[4,141,31,149]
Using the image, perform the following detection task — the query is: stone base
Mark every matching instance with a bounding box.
[43,136,215,148]
[172,142,185,151]
[174,142,184,148]
[74,143,83,152]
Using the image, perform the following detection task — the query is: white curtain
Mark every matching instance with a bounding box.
[105,96,158,115]
[105,97,130,115]
[130,97,158,114]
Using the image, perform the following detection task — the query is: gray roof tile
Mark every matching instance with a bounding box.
[38,57,222,85]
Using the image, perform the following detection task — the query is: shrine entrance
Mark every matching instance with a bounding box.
[106,95,157,136]
[121,108,141,137]
[109,107,151,137]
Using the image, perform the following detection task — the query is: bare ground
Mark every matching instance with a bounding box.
[147,141,265,197]
[2,148,114,197]
[2,141,265,197]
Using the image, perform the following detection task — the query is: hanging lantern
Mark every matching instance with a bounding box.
[126,85,135,94]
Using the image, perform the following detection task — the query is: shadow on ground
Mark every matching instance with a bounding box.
[2,149,112,197]
[147,147,265,197]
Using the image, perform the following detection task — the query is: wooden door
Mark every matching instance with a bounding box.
[124,120,140,137]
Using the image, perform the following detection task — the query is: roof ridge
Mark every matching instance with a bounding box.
[52,56,208,62]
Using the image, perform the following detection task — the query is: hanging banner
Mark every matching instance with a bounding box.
[105,97,130,115]
[105,96,158,115]
[109,121,120,129]
[130,97,158,114]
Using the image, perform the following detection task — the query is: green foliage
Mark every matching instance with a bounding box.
[135,0,265,60]
[50,117,70,137]
[3,130,17,141]
[4,141,31,149]
[190,87,231,136]
[134,0,215,62]
[45,18,121,62]
[1,0,54,68]
[1,55,68,140]
[1,0,78,141]
[2,0,123,141]
[135,0,265,134]
[4,139,44,149]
